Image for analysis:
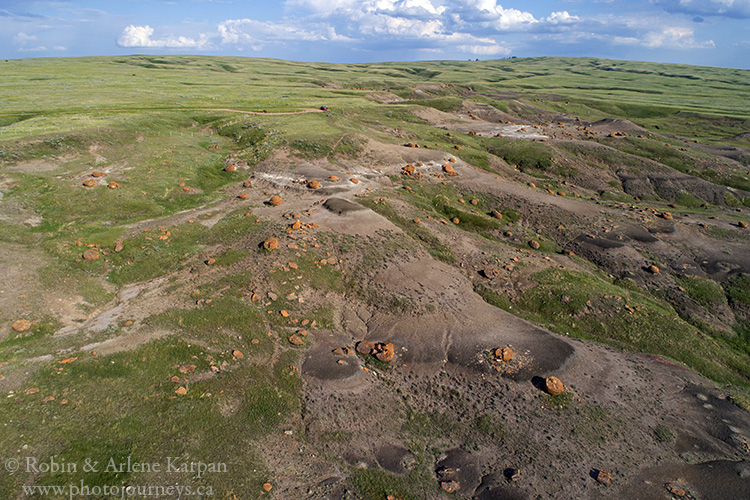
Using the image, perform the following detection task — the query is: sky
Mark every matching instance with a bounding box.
[1,0,749,68]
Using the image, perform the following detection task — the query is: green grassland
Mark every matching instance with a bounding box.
[1,55,749,498]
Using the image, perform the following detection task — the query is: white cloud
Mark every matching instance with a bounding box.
[117,25,212,49]
[545,11,580,24]
[112,2,587,59]
[11,31,63,52]
[654,0,750,19]
[357,14,444,37]
[13,32,37,44]
[218,18,350,51]
[457,43,511,55]
[612,24,715,49]
[643,26,715,48]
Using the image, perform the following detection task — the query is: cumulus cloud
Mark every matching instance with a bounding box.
[117,25,212,49]
[613,25,715,49]
[654,0,750,19]
[11,31,63,52]
[643,26,715,48]
[457,43,511,55]
[218,18,350,51]
[115,1,579,57]
[13,32,37,44]
[545,11,580,24]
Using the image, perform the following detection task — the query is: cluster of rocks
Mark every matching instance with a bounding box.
[401,163,425,180]
[356,340,395,362]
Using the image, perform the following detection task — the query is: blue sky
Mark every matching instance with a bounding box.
[1,1,749,68]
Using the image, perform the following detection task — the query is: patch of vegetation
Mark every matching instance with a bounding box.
[675,192,705,208]
[351,467,437,500]
[486,138,554,172]
[108,222,207,286]
[678,275,728,313]
[479,268,750,388]
[0,335,297,498]
[431,194,500,232]
[360,198,457,263]
[213,248,249,266]
[725,274,750,307]
[654,424,676,443]
[473,414,505,439]
[407,97,463,113]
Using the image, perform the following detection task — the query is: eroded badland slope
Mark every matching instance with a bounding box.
[0,56,749,499]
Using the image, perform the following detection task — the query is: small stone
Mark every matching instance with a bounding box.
[350,178,359,184]
[263,238,279,250]
[470,199,478,205]
[504,231,513,237]
[328,175,340,181]
[82,249,100,261]
[288,334,304,346]
[529,240,541,249]
[739,221,748,228]
[91,171,106,178]
[482,268,499,279]
[224,164,236,172]
[356,340,376,354]
[268,195,282,206]
[307,180,321,189]
[232,350,244,359]
[123,320,133,327]
[452,217,460,224]
[12,320,32,332]
[178,364,196,374]
[237,192,248,199]
[666,484,686,497]
[545,376,564,395]
[374,342,395,362]
[243,180,252,188]
[280,310,289,317]
[441,481,460,493]
[107,181,120,189]
[205,257,216,265]
[175,386,187,395]
[499,347,513,362]
[491,210,503,219]
[442,164,455,174]
[595,470,611,485]
[647,264,660,274]
[262,483,273,492]
[82,179,97,187]
[291,220,302,230]
[114,240,124,252]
